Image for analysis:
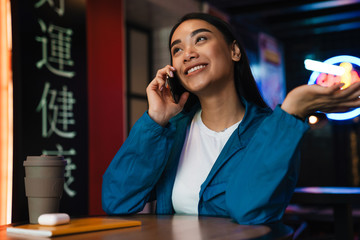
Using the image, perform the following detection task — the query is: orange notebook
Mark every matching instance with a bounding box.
[6,217,141,237]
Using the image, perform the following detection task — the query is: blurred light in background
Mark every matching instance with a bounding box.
[308,113,328,130]
[308,115,319,125]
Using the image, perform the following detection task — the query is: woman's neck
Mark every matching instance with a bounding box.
[198,88,245,132]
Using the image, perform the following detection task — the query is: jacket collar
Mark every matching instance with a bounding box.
[199,98,272,198]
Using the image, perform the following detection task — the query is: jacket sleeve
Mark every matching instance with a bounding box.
[102,112,176,215]
[226,106,309,224]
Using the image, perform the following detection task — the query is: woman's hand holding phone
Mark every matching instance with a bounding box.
[147,65,189,127]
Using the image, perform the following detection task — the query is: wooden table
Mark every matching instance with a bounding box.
[292,186,360,240]
[1,214,293,240]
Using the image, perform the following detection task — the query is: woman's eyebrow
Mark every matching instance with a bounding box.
[171,39,181,49]
[170,28,212,49]
[191,28,212,37]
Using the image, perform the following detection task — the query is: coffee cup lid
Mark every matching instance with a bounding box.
[23,155,67,166]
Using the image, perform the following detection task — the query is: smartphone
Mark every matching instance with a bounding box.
[167,71,197,112]
[167,72,186,104]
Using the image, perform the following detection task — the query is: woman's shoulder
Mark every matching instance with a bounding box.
[243,99,273,119]
[244,100,309,132]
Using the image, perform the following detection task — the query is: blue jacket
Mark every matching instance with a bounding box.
[102,99,309,224]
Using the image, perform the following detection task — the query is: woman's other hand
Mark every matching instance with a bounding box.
[147,65,189,126]
[281,82,360,119]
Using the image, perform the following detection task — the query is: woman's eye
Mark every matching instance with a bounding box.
[172,48,181,55]
[196,36,207,43]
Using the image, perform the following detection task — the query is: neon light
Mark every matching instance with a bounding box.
[0,0,13,225]
[307,55,360,121]
[296,186,360,194]
[304,59,345,76]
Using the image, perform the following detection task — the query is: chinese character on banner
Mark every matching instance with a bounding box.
[34,0,65,16]
[35,19,75,78]
[43,144,77,197]
[36,82,76,138]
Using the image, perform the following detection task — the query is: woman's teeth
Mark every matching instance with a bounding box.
[187,65,206,74]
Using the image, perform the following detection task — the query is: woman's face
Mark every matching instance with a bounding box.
[170,19,239,97]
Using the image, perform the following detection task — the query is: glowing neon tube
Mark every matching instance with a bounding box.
[304,59,345,75]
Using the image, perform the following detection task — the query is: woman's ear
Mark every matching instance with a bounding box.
[231,41,241,62]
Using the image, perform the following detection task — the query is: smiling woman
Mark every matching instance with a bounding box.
[102,12,360,225]
[168,13,267,114]
[0,0,13,225]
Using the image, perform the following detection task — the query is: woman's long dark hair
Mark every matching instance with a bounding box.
[168,12,268,111]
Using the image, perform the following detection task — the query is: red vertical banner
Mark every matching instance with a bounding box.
[87,0,125,215]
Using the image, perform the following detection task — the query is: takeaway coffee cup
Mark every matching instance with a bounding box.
[23,155,67,224]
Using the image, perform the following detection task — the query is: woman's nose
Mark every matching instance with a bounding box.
[184,47,199,63]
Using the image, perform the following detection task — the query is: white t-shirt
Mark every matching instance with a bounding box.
[172,110,241,214]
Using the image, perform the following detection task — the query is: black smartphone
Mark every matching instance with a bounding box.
[167,72,186,104]
[167,70,196,112]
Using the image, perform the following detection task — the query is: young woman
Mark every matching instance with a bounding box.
[102,13,360,224]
